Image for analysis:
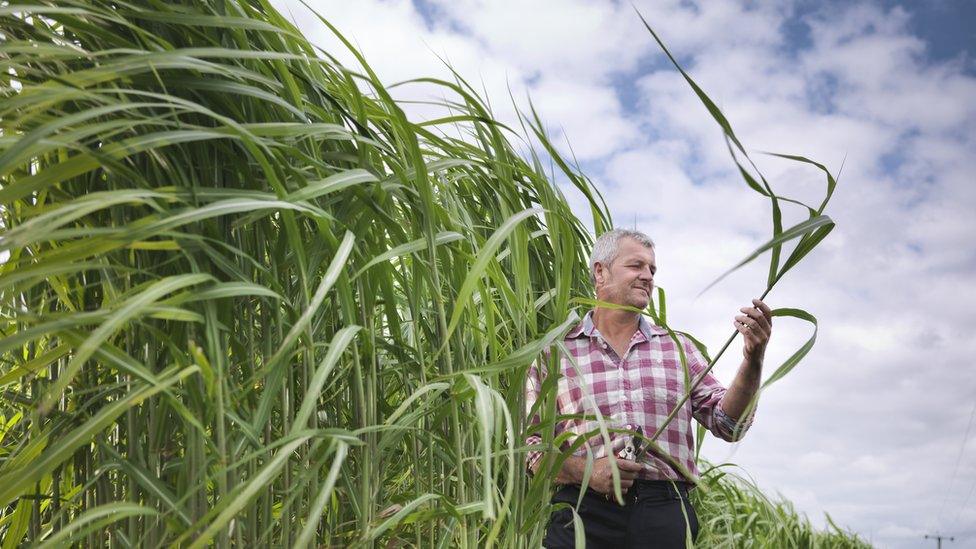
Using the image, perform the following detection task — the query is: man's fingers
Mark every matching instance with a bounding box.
[734,320,752,337]
[617,460,644,472]
[736,313,770,337]
[735,315,763,335]
[752,298,773,324]
[739,307,771,332]
[619,470,639,481]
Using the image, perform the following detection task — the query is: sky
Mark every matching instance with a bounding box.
[269,1,976,546]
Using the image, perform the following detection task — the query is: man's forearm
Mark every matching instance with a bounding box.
[722,298,771,420]
[719,357,762,419]
[532,454,587,485]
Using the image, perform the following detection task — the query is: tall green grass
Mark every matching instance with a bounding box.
[693,464,872,548]
[0,1,864,547]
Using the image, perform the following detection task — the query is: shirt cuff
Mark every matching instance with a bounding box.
[525,435,544,475]
[715,405,754,441]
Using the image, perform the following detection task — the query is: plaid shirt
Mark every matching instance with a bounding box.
[525,311,753,482]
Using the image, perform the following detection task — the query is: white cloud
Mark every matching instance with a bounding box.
[425,0,650,80]
[802,4,976,135]
[528,77,641,161]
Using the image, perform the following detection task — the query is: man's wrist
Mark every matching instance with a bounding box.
[743,352,764,376]
[556,455,585,485]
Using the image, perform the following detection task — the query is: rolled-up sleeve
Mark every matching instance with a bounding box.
[524,360,546,474]
[684,338,755,442]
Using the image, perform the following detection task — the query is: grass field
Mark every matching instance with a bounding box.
[1,1,866,546]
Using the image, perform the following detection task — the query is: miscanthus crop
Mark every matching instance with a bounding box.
[0,1,867,547]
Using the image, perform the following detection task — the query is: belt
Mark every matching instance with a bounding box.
[558,479,692,506]
[630,479,692,499]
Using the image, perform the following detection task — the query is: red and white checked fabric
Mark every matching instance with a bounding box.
[524,311,753,482]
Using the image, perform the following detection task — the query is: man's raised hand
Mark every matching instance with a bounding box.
[735,298,773,365]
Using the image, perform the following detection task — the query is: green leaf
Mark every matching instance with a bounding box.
[353,231,463,279]
[36,503,157,549]
[761,308,819,388]
[39,274,212,413]
[187,436,311,549]
[698,215,834,296]
[443,207,542,346]
[0,367,197,506]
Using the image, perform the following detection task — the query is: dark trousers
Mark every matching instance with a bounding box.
[543,480,699,549]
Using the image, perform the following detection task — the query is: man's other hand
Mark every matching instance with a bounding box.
[588,456,643,496]
[735,298,772,365]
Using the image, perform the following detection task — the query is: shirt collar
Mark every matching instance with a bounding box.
[565,310,666,340]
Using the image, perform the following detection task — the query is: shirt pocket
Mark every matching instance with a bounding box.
[559,367,619,419]
[638,369,685,417]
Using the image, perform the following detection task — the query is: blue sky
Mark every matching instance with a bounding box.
[274,1,976,546]
[879,1,975,68]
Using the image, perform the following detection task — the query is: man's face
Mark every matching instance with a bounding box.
[593,238,656,309]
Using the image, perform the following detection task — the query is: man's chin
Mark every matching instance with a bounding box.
[629,290,650,309]
[629,297,649,310]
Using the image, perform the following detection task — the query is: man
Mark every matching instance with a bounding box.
[525,229,772,548]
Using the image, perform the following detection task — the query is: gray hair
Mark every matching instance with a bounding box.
[589,229,655,285]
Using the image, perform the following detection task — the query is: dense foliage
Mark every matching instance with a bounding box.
[693,465,871,548]
[0,1,865,547]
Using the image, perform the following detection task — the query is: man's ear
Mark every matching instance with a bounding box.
[594,262,606,285]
